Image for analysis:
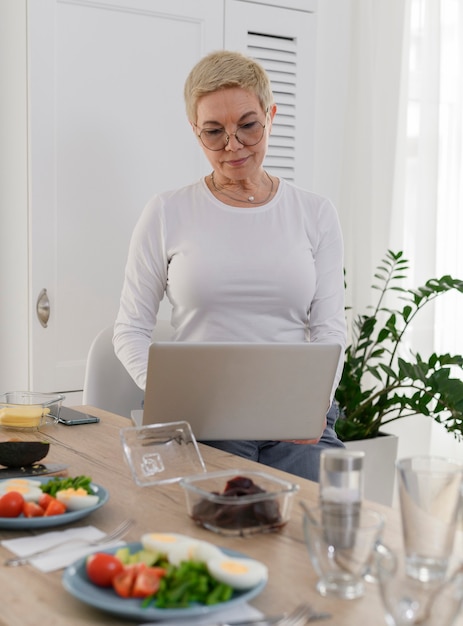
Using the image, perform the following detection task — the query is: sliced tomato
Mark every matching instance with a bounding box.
[23,501,45,518]
[38,492,55,509]
[0,491,25,517]
[131,566,166,598]
[44,498,67,516]
[112,565,138,598]
[86,552,124,587]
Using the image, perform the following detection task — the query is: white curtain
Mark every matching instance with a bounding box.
[340,0,463,457]
[430,1,463,355]
[343,0,463,355]
[340,0,409,314]
[393,0,463,356]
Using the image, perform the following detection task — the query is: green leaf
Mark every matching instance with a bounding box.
[336,250,463,442]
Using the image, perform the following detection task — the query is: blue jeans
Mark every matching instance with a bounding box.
[201,401,344,482]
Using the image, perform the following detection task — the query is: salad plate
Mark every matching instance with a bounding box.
[0,477,108,529]
[62,542,267,620]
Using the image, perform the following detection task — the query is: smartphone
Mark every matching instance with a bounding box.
[58,407,100,426]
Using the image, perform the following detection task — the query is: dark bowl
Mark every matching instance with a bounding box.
[0,441,50,468]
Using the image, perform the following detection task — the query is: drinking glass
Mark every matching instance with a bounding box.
[396,456,463,582]
[302,505,383,599]
[375,543,463,625]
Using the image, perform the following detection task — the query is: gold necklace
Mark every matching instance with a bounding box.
[210,170,274,205]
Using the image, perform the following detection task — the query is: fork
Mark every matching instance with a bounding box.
[220,604,332,626]
[277,603,332,626]
[4,518,134,566]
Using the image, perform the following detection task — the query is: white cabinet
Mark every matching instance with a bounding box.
[0,0,318,397]
[225,0,317,186]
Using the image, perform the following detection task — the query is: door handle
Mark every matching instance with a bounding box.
[36,288,50,328]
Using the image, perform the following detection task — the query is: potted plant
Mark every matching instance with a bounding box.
[335,250,463,442]
[334,251,463,504]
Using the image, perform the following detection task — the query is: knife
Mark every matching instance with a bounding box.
[0,463,68,479]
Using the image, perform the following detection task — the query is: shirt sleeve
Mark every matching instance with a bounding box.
[113,197,168,389]
[308,197,346,401]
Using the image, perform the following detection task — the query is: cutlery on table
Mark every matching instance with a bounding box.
[140,604,332,626]
[4,518,134,566]
[219,603,332,625]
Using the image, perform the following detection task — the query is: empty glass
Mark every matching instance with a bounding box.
[396,456,463,582]
[302,505,383,599]
[375,543,463,625]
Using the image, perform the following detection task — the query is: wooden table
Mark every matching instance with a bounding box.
[0,407,461,626]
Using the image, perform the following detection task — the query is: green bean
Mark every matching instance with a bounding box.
[206,581,233,605]
[40,475,93,496]
[147,559,233,609]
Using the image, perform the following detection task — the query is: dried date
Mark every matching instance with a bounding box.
[191,475,283,531]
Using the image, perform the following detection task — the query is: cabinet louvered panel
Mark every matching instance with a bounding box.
[225,1,316,187]
[247,34,297,180]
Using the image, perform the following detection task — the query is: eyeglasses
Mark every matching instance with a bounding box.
[196,120,267,151]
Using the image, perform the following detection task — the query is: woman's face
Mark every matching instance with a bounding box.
[193,87,276,181]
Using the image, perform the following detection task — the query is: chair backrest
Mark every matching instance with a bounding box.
[82,320,173,419]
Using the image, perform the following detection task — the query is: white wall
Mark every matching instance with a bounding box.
[313,0,352,211]
[0,1,29,390]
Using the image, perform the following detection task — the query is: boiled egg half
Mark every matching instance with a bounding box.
[141,532,192,558]
[0,478,43,502]
[55,487,98,510]
[167,538,223,566]
[140,532,267,589]
[207,556,268,590]
[141,533,223,565]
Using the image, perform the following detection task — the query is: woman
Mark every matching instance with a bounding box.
[113,50,346,481]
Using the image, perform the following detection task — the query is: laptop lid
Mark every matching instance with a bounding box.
[142,342,341,440]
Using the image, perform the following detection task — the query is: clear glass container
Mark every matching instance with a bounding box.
[120,421,206,487]
[319,449,365,548]
[0,392,64,430]
[319,449,365,503]
[180,469,299,536]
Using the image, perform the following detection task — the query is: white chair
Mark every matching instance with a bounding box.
[82,320,173,419]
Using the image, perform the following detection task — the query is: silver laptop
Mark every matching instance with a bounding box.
[142,342,341,440]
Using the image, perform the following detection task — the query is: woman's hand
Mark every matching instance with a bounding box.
[281,415,327,444]
[282,438,320,444]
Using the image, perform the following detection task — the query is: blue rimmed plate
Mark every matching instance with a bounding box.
[0,477,108,529]
[62,542,267,621]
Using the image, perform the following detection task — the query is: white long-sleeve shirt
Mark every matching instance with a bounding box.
[113,177,346,394]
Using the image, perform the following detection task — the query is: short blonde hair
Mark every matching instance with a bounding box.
[184,50,274,122]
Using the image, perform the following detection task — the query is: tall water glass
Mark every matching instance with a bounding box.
[319,450,365,548]
[397,456,463,583]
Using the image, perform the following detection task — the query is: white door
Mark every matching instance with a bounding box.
[225,0,317,188]
[27,0,223,393]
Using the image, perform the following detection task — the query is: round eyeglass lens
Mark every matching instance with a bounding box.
[199,121,265,150]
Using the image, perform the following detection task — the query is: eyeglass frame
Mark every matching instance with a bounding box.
[194,110,269,151]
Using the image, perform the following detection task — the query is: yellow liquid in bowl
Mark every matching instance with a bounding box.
[0,406,50,428]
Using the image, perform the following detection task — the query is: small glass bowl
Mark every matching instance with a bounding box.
[180,469,299,536]
[0,392,64,430]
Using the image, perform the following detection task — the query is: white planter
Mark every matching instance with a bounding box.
[344,433,399,507]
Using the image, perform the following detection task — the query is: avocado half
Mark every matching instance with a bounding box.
[0,441,50,467]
